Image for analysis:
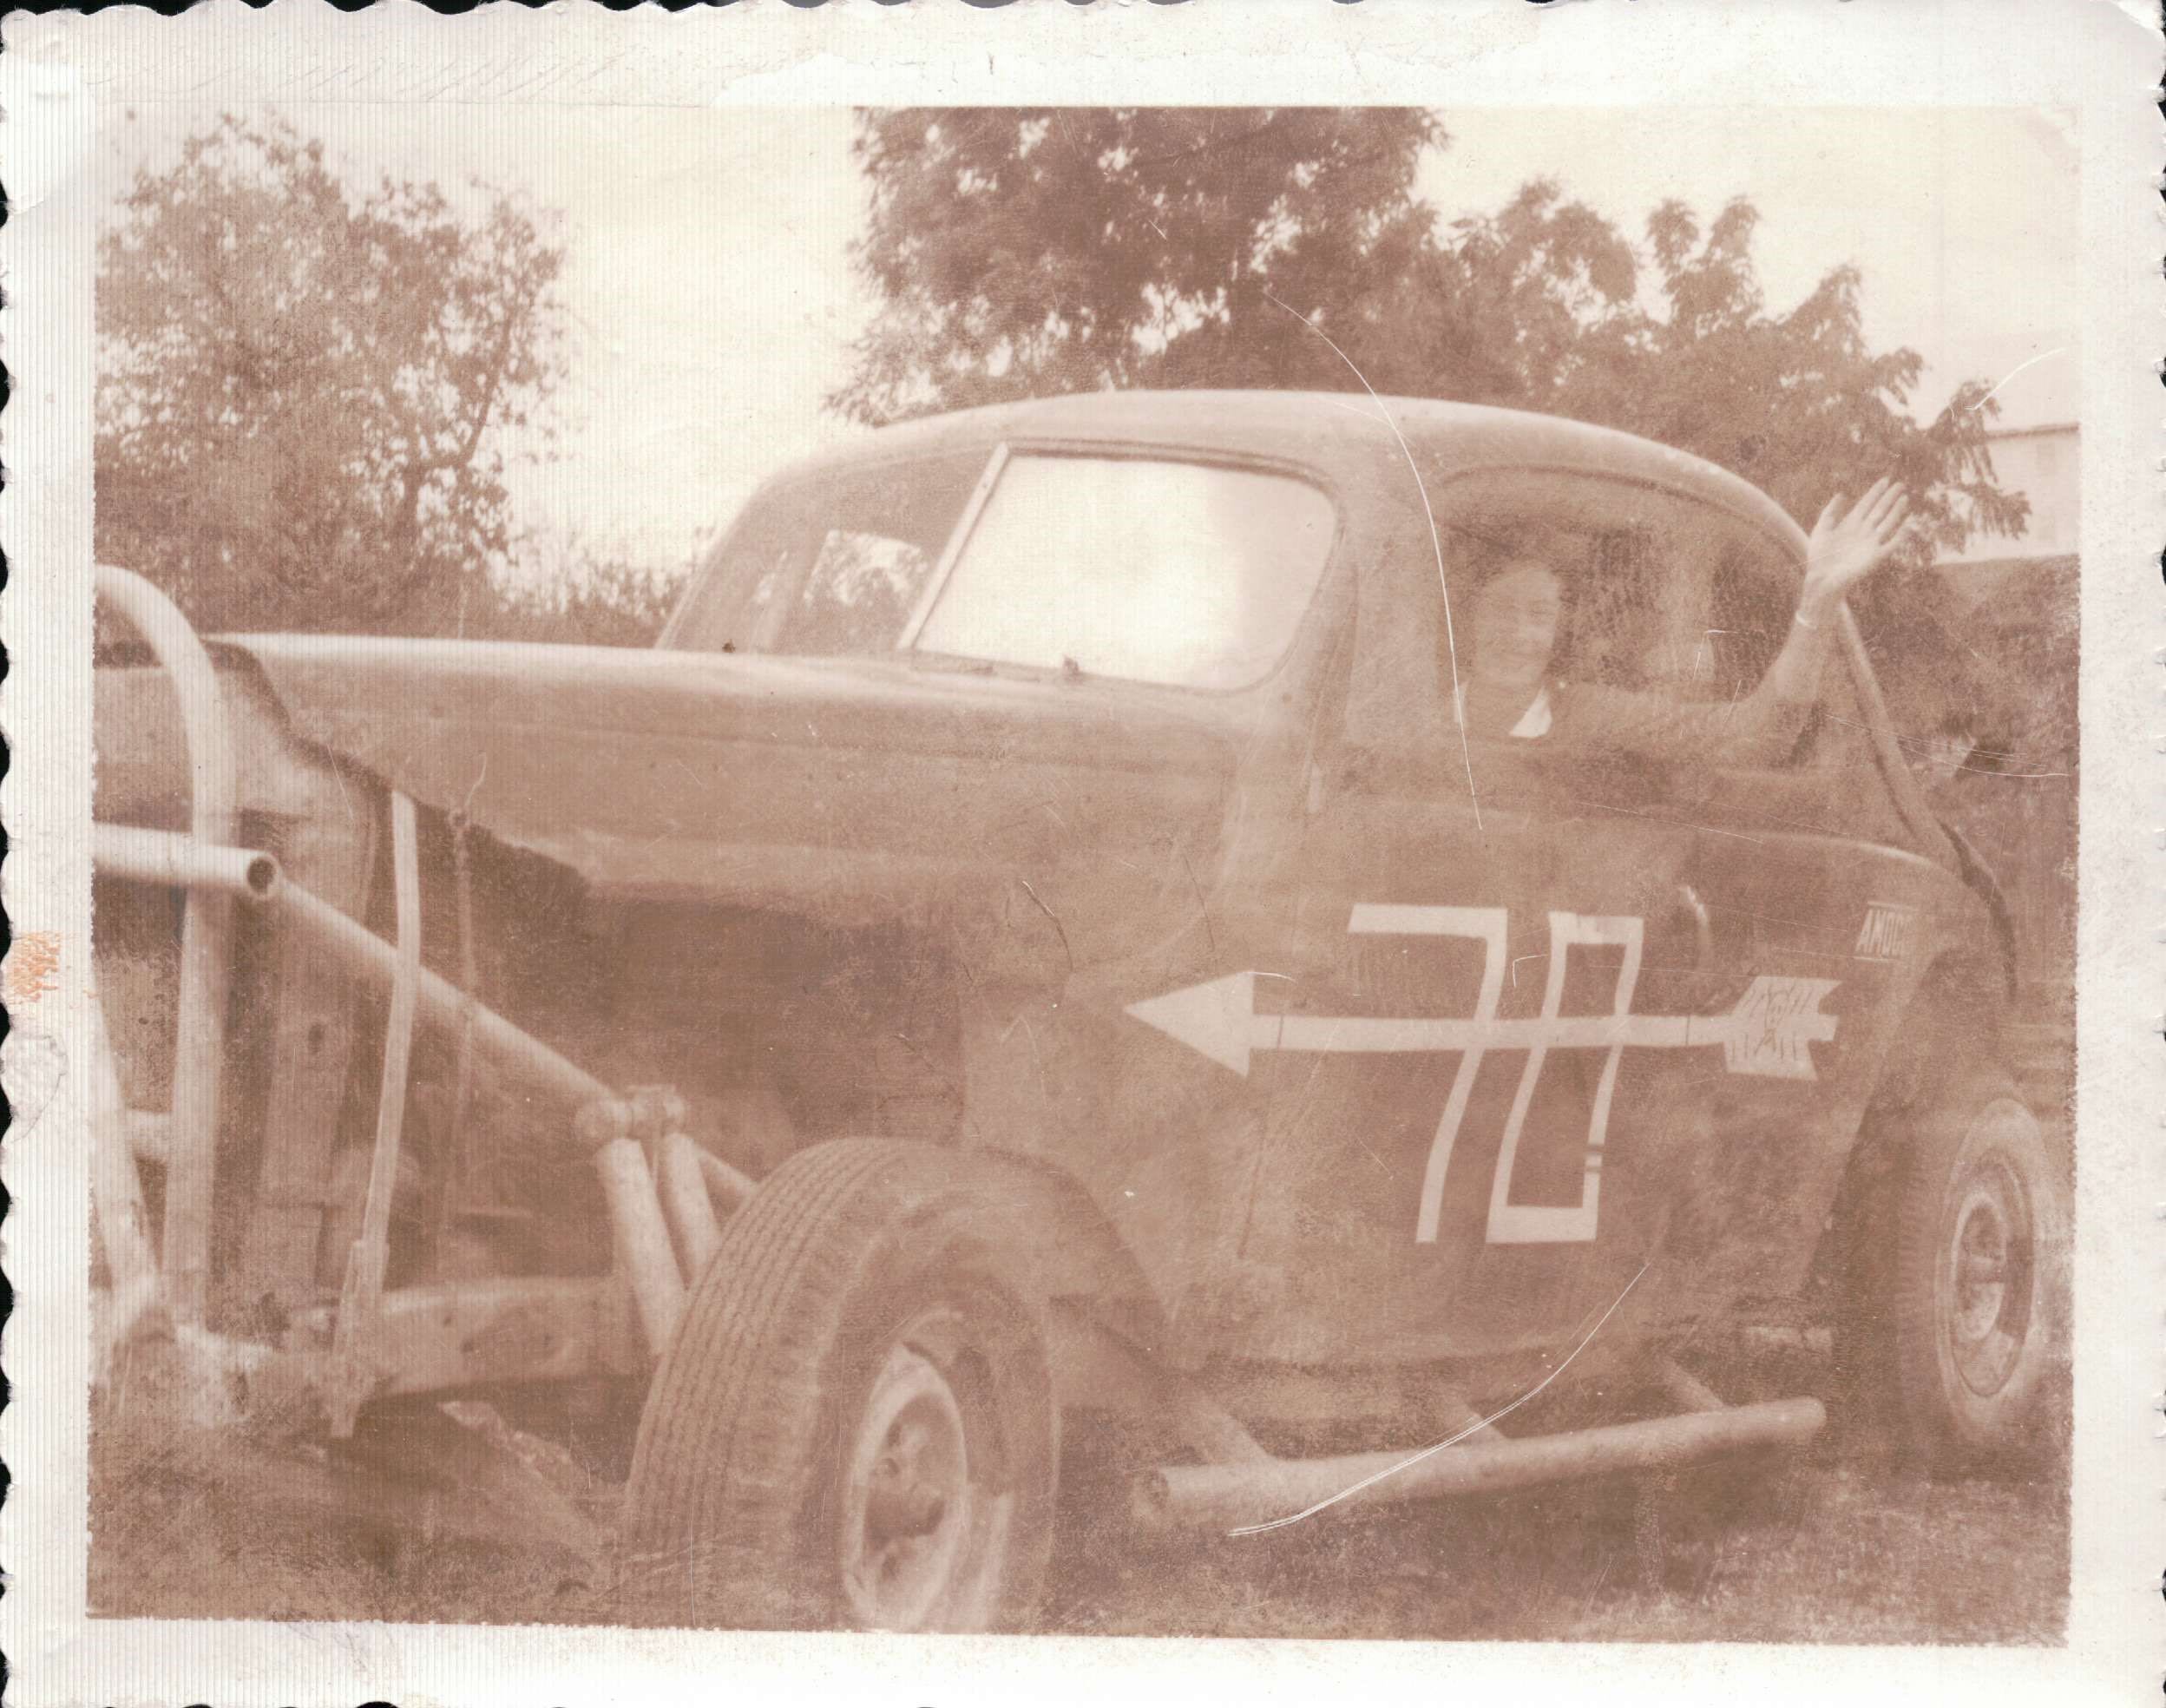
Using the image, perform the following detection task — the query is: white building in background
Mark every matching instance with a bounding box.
[1939,419,2080,566]
[1931,342,2079,569]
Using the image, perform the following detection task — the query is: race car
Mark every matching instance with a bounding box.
[90,390,2067,1632]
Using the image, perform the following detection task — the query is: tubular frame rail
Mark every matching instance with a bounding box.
[95,564,239,1324]
[1131,1393,1827,1534]
[89,565,737,1429]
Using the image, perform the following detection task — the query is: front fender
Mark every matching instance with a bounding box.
[960,1145,1171,1363]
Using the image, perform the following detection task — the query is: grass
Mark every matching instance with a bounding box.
[93,1384,2066,1645]
[1045,1455,2066,1645]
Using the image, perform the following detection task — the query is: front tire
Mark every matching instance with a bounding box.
[624,1140,1059,1632]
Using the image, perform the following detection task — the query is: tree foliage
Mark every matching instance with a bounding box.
[833,109,2026,565]
[97,116,568,634]
[834,109,1446,423]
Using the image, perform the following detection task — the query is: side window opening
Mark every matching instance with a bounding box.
[1698,542,1790,705]
[1345,470,1805,765]
[666,449,993,657]
[1336,467,1912,847]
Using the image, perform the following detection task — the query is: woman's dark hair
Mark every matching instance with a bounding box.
[1448,539,1578,674]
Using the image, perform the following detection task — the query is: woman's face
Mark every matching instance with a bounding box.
[1468,560,1564,695]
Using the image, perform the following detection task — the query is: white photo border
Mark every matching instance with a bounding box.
[2,1,2158,1702]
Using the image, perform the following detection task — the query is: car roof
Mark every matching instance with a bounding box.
[697,388,1951,867]
[770,389,1808,562]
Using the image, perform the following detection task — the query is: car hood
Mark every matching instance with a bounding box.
[207,634,1247,903]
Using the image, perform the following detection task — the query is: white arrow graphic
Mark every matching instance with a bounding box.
[1126,904,1839,1246]
[1125,968,1835,1081]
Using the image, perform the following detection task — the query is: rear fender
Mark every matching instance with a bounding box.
[1935,817,2019,1003]
[1806,949,2010,1302]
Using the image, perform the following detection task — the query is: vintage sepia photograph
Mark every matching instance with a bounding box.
[77,97,2083,1640]
[2,4,2156,1704]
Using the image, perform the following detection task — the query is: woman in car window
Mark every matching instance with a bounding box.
[1457,555,1568,739]
[1454,479,1912,764]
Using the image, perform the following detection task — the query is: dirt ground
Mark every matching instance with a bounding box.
[93,1409,2066,1646]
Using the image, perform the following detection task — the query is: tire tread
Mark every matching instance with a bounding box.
[624,1139,1055,1629]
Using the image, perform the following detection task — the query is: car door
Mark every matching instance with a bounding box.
[1183,470,1742,1369]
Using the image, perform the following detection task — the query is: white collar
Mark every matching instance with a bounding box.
[1455,680,1553,739]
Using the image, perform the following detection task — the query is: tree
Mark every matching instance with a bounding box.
[831,109,1451,421]
[97,116,568,634]
[832,110,2025,565]
[1508,192,2025,561]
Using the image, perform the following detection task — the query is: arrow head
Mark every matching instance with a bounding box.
[1723,975,1840,1079]
[1126,970,1259,1077]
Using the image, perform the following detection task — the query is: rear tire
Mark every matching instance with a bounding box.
[1881,1068,2068,1475]
[624,1140,1059,1632]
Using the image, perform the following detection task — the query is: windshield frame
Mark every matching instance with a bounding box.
[894,443,1013,651]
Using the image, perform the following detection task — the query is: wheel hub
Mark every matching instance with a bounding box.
[839,1327,975,1630]
[1942,1153,2031,1397]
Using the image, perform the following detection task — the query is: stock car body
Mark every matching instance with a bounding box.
[91,391,2067,1632]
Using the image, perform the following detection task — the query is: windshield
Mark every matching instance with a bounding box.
[667,447,1336,689]
[914,454,1335,689]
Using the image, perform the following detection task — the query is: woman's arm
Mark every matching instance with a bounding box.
[1739,478,1913,726]
[1548,481,1912,765]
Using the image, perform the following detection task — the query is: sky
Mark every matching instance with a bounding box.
[93,103,2080,578]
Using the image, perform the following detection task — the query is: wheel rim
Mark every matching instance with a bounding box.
[1940,1133,2035,1398]
[837,1305,1011,1631]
